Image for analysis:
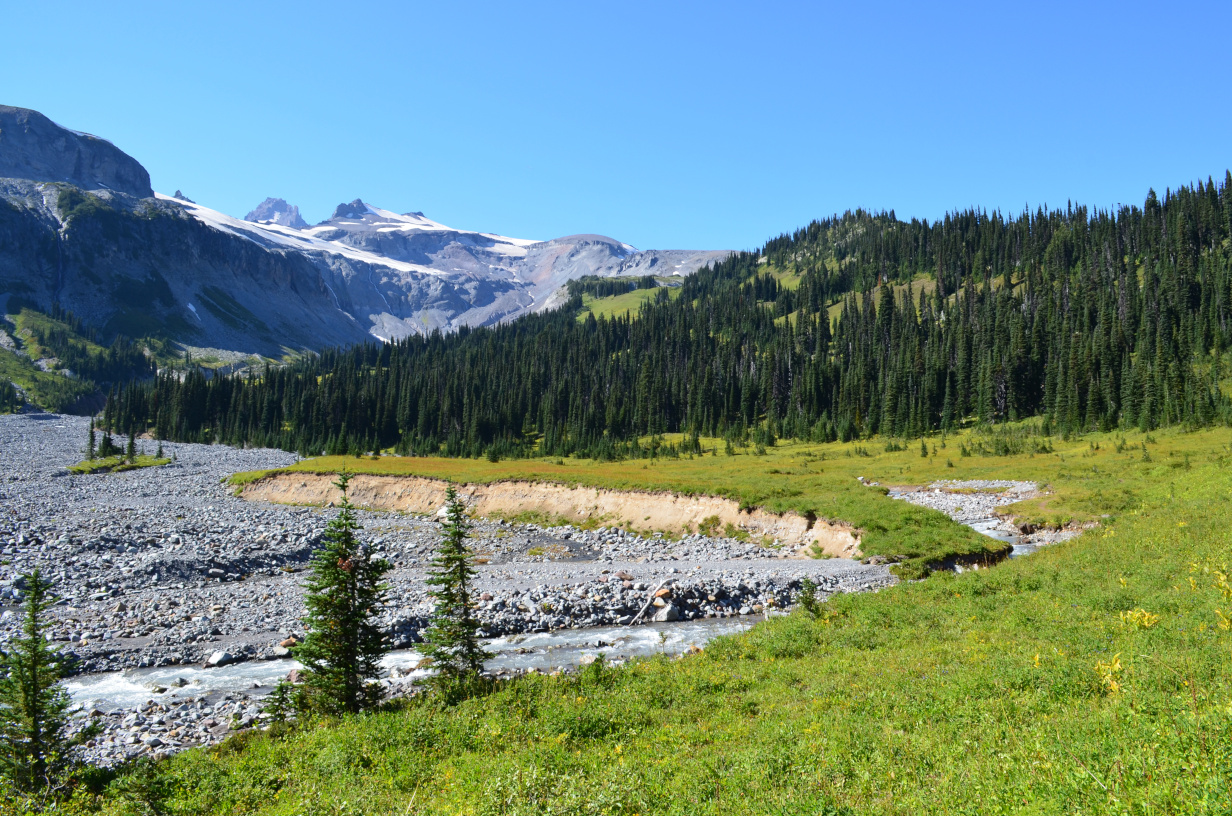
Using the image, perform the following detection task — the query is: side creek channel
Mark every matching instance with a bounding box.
[886,478,1088,562]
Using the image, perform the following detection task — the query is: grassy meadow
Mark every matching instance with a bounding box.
[578,286,683,321]
[233,423,1185,579]
[40,424,1232,815]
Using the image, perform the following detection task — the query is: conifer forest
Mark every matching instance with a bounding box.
[105,175,1232,459]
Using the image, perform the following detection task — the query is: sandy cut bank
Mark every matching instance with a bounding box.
[241,473,862,558]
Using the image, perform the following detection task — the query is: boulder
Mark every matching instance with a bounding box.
[652,604,680,623]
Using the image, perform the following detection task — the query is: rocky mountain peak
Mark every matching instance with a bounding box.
[0,105,153,198]
[244,197,308,229]
[330,199,369,220]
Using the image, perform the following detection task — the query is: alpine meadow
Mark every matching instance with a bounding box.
[2,11,1232,809]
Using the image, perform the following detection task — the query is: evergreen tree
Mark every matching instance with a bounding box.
[0,570,85,796]
[86,421,96,461]
[422,486,491,691]
[295,473,391,716]
[98,430,119,458]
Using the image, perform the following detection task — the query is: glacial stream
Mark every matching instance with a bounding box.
[65,618,754,711]
[66,497,1023,712]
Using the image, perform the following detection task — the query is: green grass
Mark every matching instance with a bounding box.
[231,423,1176,577]
[67,454,171,475]
[1,303,177,412]
[62,424,1232,815]
[578,286,682,321]
[8,308,111,362]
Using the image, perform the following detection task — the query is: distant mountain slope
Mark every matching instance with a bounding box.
[0,104,731,357]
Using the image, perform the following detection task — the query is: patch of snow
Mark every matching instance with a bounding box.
[156,193,447,277]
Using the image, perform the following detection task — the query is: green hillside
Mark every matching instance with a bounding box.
[107,176,1232,459]
[0,301,159,413]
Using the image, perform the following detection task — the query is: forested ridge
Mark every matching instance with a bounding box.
[105,174,1232,458]
[1,301,157,414]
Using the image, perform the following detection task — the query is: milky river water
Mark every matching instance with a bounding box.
[64,618,755,711]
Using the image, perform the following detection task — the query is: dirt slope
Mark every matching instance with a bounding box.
[242,473,862,558]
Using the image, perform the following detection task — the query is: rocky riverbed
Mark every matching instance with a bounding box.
[1,412,898,765]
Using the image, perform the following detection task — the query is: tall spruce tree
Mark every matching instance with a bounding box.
[0,570,82,796]
[422,486,490,689]
[295,473,391,716]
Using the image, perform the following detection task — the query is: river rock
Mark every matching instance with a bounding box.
[653,604,680,622]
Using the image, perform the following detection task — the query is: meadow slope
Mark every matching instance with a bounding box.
[37,425,1232,815]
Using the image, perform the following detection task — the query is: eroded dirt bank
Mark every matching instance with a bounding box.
[243,473,862,558]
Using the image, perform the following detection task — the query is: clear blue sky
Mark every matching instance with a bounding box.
[2,1,1229,250]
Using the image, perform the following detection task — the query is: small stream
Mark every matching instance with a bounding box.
[886,484,1041,563]
[65,618,754,711]
[66,490,1029,713]
[965,517,1038,557]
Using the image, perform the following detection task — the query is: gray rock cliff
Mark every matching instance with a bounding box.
[0,105,730,358]
[0,106,152,198]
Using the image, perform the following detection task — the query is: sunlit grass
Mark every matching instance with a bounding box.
[577,286,682,321]
[233,424,1230,579]
[67,454,170,475]
[72,424,1232,815]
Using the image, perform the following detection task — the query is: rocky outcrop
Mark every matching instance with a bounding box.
[0,106,152,197]
[0,180,376,354]
[244,197,307,228]
[330,198,369,220]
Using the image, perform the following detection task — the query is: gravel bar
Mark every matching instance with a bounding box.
[0,412,897,764]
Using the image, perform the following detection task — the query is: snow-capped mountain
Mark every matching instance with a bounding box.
[245,197,307,229]
[0,105,731,356]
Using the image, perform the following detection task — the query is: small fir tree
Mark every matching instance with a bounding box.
[0,570,85,796]
[86,421,96,460]
[263,679,298,724]
[98,430,119,458]
[422,486,491,690]
[295,472,391,716]
[125,429,136,463]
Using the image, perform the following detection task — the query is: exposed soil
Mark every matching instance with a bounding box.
[243,473,863,558]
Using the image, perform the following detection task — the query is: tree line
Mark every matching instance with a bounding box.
[566,275,662,299]
[103,174,1232,458]
[0,377,19,413]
